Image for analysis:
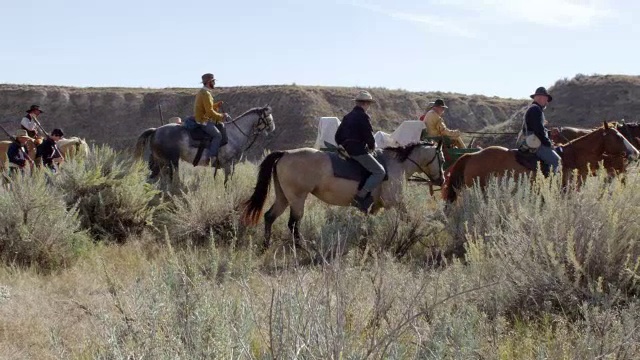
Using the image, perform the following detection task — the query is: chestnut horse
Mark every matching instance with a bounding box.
[551,122,640,148]
[242,141,445,247]
[550,122,640,175]
[443,123,639,202]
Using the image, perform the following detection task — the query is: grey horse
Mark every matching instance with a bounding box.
[135,106,275,187]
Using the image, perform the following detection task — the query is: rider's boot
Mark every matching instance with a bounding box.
[351,192,373,214]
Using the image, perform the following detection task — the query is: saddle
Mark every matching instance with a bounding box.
[327,149,389,190]
[514,147,563,177]
[182,116,229,166]
[182,116,228,146]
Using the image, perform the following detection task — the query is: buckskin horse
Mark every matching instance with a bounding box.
[134,106,274,188]
[443,122,639,202]
[242,141,444,248]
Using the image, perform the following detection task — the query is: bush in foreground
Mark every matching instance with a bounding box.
[54,146,161,242]
[0,171,91,272]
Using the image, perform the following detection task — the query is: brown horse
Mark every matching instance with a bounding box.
[242,141,445,247]
[551,122,640,147]
[550,122,640,175]
[0,138,37,170]
[443,123,639,202]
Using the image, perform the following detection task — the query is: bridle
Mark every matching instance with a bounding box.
[405,144,444,184]
[225,108,273,153]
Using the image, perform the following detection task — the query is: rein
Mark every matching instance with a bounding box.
[224,109,271,154]
[404,146,443,184]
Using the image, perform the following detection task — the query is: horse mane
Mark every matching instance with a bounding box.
[384,141,434,162]
[563,125,609,145]
[232,106,271,121]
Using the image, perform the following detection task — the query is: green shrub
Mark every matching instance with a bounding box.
[54,146,160,242]
[446,171,640,318]
[160,162,257,247]
[0,171,91,272]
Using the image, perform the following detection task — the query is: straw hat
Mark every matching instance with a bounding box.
[353,90,376,102]
[15,129,33,139]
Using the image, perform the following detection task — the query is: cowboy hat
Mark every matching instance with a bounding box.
[26,104,44,113]
[530,87,553,102]
[353,90,376,102]
[15,129,33,139]
[201,73,216,84]
[433,99,448,108]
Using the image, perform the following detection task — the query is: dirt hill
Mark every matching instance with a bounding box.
[0,84,526,158]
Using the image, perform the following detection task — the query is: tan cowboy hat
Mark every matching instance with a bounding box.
[353,90,376,102]
[15,129,33,140]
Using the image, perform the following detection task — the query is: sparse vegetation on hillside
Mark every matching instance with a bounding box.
[0,84,527,157]
[477,74,640,147]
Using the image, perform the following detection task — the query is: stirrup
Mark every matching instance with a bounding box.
[351,194,373,214]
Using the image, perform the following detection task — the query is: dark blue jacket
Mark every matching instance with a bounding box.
[36,138,61,169]
[523,102,552,147]
[335,106,376,156]
[7,141,28,167]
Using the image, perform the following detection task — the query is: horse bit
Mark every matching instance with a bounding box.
[226,108,272,153]
[406,144,444,184]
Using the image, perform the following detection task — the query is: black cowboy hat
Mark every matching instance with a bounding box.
[530,87,553,102]
[26,104,44,113]
[51,128,64,137]
[433,99,448,108]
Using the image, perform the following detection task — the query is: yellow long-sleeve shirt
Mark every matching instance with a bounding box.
[423,109,460,138]
[194,87,224,124]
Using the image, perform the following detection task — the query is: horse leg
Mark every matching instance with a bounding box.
[287,194,310,250]
[263,173,289,249]
[148,155,161,181]
[223,163,233,188]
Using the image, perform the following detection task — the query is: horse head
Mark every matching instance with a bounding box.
[391,141,445,186]
[258,105,275,134]
[601,121,639,161]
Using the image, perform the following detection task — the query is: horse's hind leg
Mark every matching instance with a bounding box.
[287,194,309,247]
[263,173,289,248]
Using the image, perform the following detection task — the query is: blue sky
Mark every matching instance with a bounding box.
[1,0,638,98]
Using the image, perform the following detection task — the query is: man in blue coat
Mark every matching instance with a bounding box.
[521,86,560,174]
[335,90,385,213]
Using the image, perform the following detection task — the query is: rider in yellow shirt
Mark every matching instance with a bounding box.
[194,73,229,163]
[422,99,466,149]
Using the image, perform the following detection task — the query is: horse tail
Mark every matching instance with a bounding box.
[242,151,286,226]
[134,128,156,159]
[442,154,470,203]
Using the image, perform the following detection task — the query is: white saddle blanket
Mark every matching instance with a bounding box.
[316,118,425,149]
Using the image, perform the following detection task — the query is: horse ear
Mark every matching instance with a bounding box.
[604,121,609,129]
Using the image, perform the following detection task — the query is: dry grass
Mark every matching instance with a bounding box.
[1,150,640,358]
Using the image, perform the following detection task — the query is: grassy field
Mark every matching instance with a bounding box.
[0,147,639,359]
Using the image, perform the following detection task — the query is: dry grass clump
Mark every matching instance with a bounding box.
[0,170,91,272]
[445,170,640,319]
[159,163,259,247]
[54,145,161,241]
